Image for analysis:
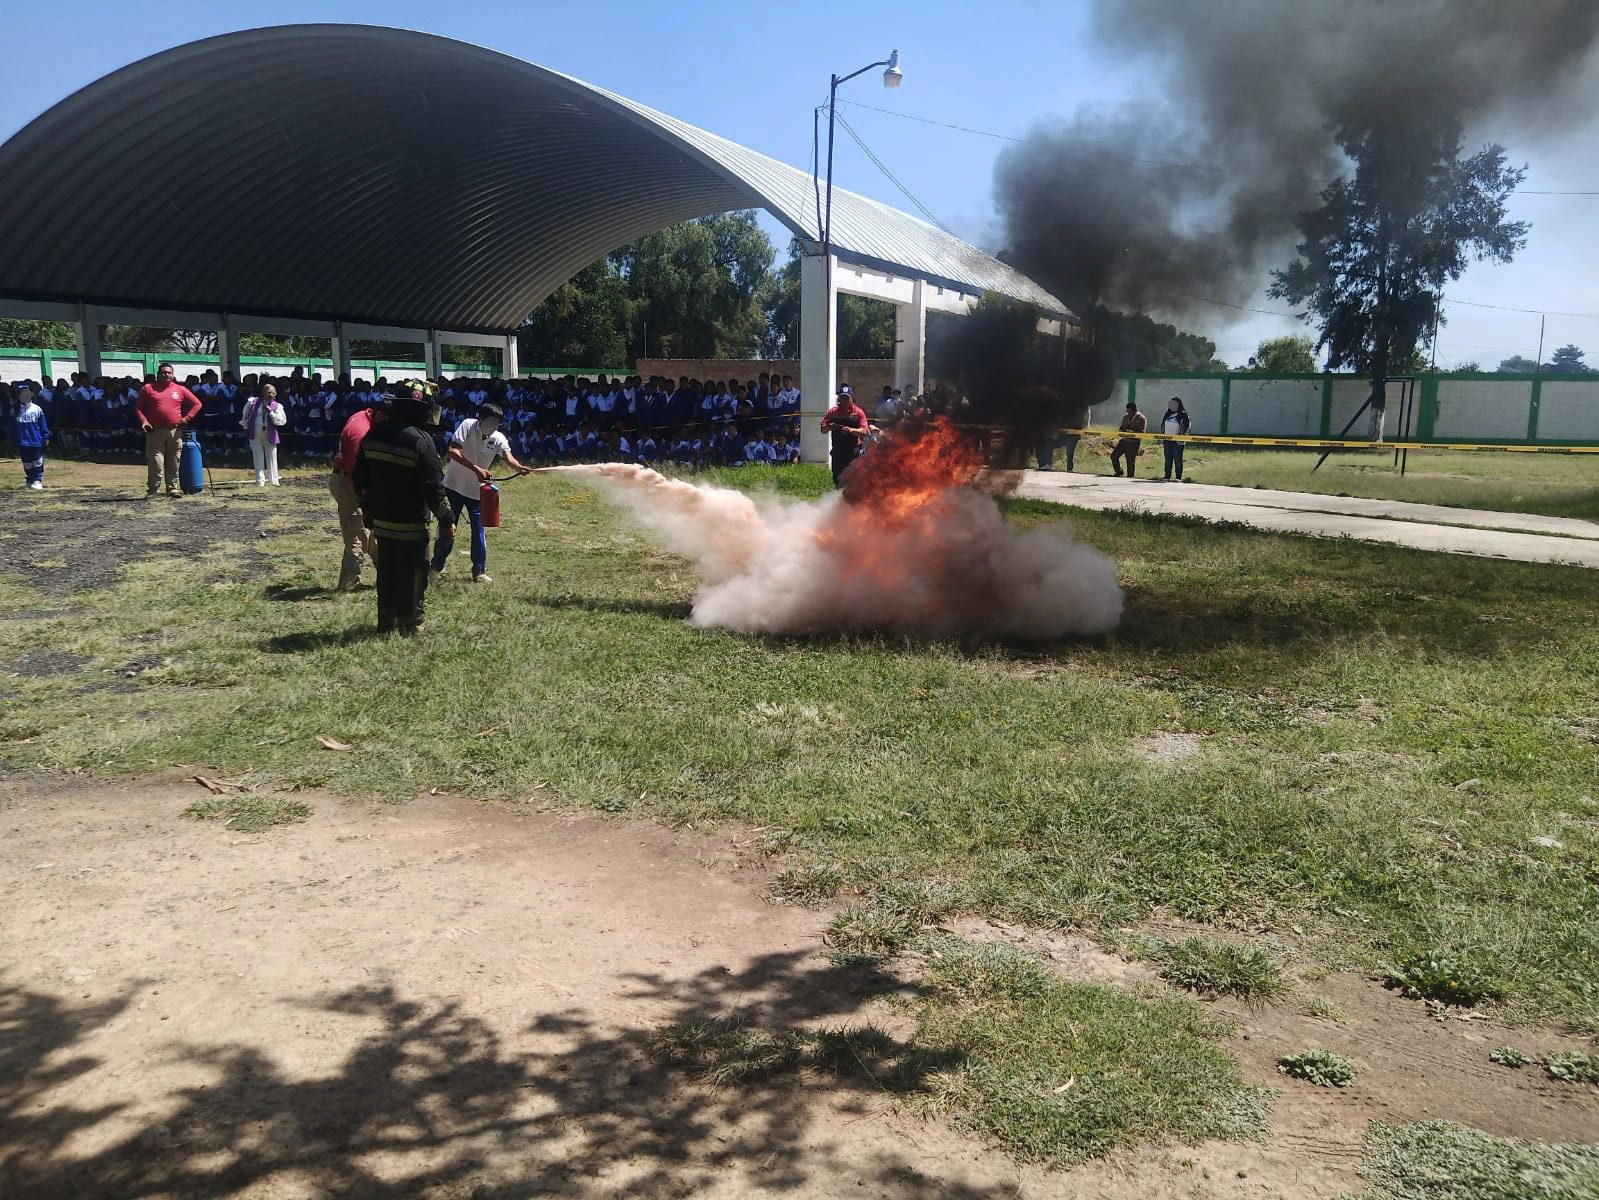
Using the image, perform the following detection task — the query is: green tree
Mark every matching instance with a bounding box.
[1244,335,1317,373]
[1544,344,1592,374]
[1077,305,1221,376]
[0,319,75,351]
[1269,125,1527,430]
[613,211,773,359]
[518,259,633,369]
[1498,355,1539,373]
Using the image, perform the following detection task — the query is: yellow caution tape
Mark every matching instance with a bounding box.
[1060,428,1599,454]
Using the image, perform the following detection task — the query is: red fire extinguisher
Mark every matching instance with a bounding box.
[480,481,501,529]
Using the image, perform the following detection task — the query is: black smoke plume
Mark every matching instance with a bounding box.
[998,0,1599,321]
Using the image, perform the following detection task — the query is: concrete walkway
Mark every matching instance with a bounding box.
[1015,471,1599,568]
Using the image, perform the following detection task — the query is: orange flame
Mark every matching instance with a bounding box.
[815,419,997,608]
[840,418,987,524]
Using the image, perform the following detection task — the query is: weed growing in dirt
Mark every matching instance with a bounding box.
[912,938,1273,1166]
[1302,996,1349,1024]
[1384,952,1502,1008]
[1488,1045,1531,1068]
[1277,1048,1354,1087]
[767,862,845,908]
[825,904,918,961]
[1134,937,1290,1004]
[183,794,311,832]
[1542,1051,1599,1085]
[1349,1119,1599,1200]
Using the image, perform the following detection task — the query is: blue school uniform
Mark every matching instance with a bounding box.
[16,399,49,485]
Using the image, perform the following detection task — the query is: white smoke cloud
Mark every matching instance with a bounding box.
[555,464,1123,641]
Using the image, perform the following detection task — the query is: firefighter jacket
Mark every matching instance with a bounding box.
[352,421,451,540]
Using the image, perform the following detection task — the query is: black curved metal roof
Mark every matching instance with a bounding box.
[0,24,1067,333]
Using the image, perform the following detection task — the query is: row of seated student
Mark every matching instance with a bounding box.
[0,370,811,467]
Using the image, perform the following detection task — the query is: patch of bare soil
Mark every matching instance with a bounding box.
[0,487,320,595]
[2,772,1594,1199]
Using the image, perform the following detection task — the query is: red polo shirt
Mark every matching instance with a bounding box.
[134,382,202,429]
[333,408,377,480]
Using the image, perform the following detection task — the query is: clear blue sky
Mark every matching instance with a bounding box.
[4,0,1597,368]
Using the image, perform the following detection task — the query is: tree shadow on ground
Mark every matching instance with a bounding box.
[0,951,989,1199]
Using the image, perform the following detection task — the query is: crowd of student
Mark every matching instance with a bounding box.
[0,367,814,469]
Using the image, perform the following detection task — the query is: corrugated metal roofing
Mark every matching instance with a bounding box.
[0,24,1069,332]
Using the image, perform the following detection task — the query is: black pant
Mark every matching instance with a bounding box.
[374,536,430,632]
[1163,441,1185,479]
[831,445,858,487]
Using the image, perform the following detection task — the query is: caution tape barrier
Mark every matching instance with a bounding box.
[1056,429,1599,454]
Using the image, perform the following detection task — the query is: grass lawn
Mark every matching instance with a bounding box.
[2,458,1597,1163]
[1133,442,1599,520]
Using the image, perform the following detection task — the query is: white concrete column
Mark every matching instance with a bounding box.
[799,251,837,465]
[894,278,927,398]
[75,303,103,380]
[502,333,520,380]
[332,321,351,381]
[425,330,444,380]
[217,314,242,381]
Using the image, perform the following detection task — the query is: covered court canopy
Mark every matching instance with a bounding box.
[0,22,1068,452]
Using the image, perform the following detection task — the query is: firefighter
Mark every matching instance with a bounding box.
[352,382,454,636]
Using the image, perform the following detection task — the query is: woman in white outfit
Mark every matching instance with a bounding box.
[240,382,287,485]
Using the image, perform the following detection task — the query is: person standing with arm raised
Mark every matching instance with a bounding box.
[134,362,203,497]
[430,402,535,585]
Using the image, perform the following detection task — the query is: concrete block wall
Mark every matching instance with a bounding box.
[1535,381,1599,441]
[1432,378,1533,440]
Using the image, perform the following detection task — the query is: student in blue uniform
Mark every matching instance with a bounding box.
[16,383,50,490]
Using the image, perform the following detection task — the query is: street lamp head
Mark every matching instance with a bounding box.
[883,49,903,88]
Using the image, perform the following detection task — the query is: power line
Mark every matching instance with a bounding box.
[835,99,1599,196]
[1444,297,1599,320]
[832,111,953,233]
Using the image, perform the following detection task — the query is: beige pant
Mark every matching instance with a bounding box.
[329,470,373,588]
[145,426,182,494]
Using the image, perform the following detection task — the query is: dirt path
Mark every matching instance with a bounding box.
[2,772,1593,1198]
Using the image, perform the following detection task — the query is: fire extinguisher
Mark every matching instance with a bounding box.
[479,480,501,529]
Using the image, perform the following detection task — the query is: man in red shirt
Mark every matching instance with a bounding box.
[134,362,203,497]
[330,394,389,591]
[820,384,870,487]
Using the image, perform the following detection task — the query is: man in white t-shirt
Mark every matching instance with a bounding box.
[429,403,535,584]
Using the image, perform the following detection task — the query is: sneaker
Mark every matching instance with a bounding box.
[167,488,181,498]
[399,622,424,638]
[27,480,44,490]
[428,566,444,579]
[471,573,493,584]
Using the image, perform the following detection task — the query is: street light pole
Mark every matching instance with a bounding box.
[817,50,900,410]
[822,50,900,259]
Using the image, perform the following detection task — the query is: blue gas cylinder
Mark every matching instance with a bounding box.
[179,431,205,494]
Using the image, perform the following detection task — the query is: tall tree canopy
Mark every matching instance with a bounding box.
[611,211,773,360]
[1244,335,1317,373]
[1545,344,1592,375]
[1077,306,1224,376]
[518,259,634,368]
[1269,126,1527,383]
